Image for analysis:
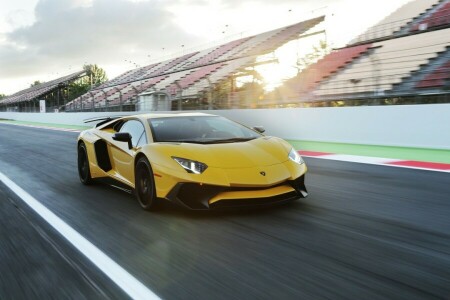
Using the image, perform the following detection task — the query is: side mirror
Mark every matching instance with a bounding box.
[112,132,133,149]
[252,126,265,134]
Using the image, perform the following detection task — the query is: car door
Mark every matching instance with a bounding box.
[109,119,147,186]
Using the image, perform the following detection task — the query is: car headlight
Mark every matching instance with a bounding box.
[288,148,304,165]
[172,157,208,174]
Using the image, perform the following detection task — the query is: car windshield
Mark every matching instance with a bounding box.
[148,116,262,144]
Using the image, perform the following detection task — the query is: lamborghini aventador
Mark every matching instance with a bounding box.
[77,113,307,210]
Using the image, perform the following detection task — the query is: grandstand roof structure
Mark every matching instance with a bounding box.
[65,16,325,111]
[0,70,86,105]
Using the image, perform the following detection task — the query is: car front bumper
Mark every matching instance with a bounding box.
[164,174,308,210]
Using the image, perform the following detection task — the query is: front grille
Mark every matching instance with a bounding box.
[176,184,224,209]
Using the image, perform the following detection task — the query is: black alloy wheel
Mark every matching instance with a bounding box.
[135,157,158,210]
[78,142,92,185]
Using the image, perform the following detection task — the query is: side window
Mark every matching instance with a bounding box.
[119,120,146,147]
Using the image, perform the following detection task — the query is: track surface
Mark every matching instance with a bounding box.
[0,124,450,299]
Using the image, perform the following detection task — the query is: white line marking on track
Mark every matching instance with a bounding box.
[0,171,160,300]
[316,154,399,164]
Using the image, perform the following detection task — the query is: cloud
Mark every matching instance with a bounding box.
[0,0,202,79]
[0,0,330,94]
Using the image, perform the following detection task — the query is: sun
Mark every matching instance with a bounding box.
[254,29,326,92]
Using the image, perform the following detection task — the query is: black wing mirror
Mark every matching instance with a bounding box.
[112,132,133,149]
[252,126,265,134]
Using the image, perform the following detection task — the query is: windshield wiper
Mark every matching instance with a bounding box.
[159,139,216,144]
[158,137,257,144]
[203,137,257,144]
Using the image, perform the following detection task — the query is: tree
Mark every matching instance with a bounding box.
[30,80,43,87]
[295,40,330,74]
[234,81,265,108]
[68,64,108,101]
[82,64,108,87]
[0,93,6,99]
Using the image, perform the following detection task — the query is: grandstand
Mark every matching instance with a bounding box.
[3,0,449,112]
[68,0,448,111]
[416,60,450,88]
[0,71,87,112]
[313,28,450,97]
[274,0,450,106]
[350,0,440,44]
[65,16,325,111]
[280,44,373,98]
[411,1,450,31]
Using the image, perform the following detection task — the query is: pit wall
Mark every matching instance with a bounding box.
[1,104,449,150]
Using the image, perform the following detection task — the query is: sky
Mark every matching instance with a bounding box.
[0,0,412,95]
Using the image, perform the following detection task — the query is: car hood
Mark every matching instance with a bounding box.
[146,137,292,169]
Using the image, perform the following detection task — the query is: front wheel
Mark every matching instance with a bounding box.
[135,157,158,210]
[78,142,93,185]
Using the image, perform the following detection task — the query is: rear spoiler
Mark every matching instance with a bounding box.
[83,115,124,128]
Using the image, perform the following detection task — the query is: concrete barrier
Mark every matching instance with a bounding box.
[1,104,450,150]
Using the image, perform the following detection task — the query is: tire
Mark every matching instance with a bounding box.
[135,156,158,210]
[78,142,93,185]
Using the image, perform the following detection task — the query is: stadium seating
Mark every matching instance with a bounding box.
[146,53,199,77]
[126,63,163,82]
[68,75,168,108]
[189,37,252,67]
[350,0,439,44]
[411,1,450,31]
[167,63,225,95]
[283,44,372,96]
[314,28,450,96]
[181,57,255,97]
[1,71,85,105]
[246,17,323,56]
[96,54,199,91]
[150,69,193,91]
[62,17,327,110]
[100,67,149,88]
[215,37,254,61]
[102,75,167,106]
[416,60,450,88]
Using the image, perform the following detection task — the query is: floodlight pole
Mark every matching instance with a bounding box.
[102,90,108,111]
[370,54,381,102]
[207,77,213,110]
[174,80,182,111]
[89,91,96,112]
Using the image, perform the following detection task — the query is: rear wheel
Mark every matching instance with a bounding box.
[135,157,158,210]
[78,142,92,185]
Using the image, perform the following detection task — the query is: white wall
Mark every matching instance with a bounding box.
[1,104,450,150]
[0,111,133,126]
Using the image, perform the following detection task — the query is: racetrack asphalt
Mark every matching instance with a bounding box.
[0,123,449,299]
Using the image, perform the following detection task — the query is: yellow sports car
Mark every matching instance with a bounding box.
[77,113,307,210]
